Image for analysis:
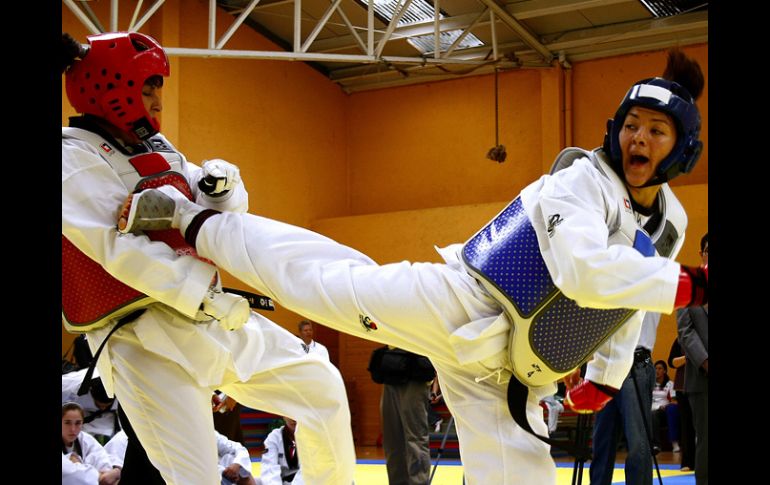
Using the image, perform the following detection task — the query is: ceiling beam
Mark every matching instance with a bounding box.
[63,0,102,34]
[329,40,529,81]
[295,0,641,56]
[434,0,440,59]
[164,46,487,64]
[335,61,520,93]
[130,0,165,32]
[541,10,707,50]
[444,8,488,57]
[506,0,636,19]
[375,0,414,58]
[558,33,708,62]
[301,0,345,52]
[252,0,295,10]
[63,0,707,93]
[367,0,374,55]
[111,0,119,31]
[209,0,217,48]
[336,3,368,54]
[476,0,553,63]
[216,0,263,48]
[311,12,485,53]
[328,11,707,84]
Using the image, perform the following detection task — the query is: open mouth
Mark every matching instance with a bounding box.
[629,154,649,166]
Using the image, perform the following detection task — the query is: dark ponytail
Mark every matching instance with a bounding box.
[662,48,704,101]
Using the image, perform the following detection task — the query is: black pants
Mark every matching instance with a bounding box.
[677,391,696,469]
[690,390,708,485]
[118,405,166,484]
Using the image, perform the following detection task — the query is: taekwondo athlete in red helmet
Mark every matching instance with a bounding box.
[61,32,355,485]
[118,50,707,485]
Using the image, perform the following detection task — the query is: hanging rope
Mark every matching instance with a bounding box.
[486,67,507,162]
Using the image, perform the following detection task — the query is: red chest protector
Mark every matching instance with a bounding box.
[63,136,213,333]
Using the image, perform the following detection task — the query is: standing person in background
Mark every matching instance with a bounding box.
[373,347,435,485]
[298,320,330,360]
[62,31,355,485]
[589,312,660,485]
[677,233,708,485]
[668,338,695,470]
[118,50,708,485]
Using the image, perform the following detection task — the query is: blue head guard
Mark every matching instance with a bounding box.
[603,77,702,186]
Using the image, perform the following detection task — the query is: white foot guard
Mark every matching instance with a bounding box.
[118,188,177,234]
[118,185,205,235]
[198,285,251,331]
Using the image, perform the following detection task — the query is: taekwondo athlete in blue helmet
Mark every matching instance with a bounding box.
[118,49,708,485]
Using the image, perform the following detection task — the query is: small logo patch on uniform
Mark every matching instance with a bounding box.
[623,198,632,212]
[546,214,564,238]
[99,143,113,155]
[359,314,378,332]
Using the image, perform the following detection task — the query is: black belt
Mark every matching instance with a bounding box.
[77,309,146,396]
[506,377,591,460]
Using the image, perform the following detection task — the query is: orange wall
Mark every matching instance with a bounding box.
[345,70,545,214]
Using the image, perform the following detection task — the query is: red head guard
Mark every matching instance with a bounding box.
[65,32,169,140]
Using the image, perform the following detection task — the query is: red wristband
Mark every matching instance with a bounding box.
[674,268,693,308]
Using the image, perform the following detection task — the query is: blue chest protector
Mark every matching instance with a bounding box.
[461,148,683,387]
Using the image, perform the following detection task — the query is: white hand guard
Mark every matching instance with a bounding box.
[199,159,241,197]
[196,277,251,331]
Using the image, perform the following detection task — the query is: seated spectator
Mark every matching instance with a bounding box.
[62,402,121,485]
[62,453,99,485]
[102,430,128,468]
[218,430,258,485]
[105,428,257,485]
[651,360,680,452]
[62,369,121,444]
[261,417,303,485]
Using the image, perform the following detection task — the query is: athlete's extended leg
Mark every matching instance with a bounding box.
[219,314,356,485]
[435,357,558,485]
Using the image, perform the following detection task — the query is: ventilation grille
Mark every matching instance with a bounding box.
[638,0,708,17]
[407,30,484,54]
[374,0,437,26]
